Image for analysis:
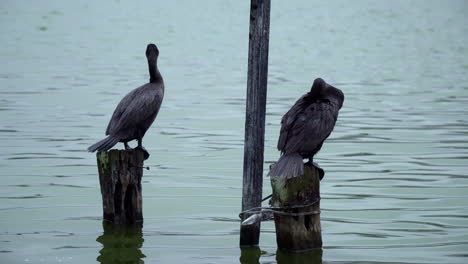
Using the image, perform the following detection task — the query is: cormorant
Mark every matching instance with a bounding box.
[87,43,164,159]
[268,78,344,179]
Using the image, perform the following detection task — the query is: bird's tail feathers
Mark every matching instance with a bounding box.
[268,153,304,179]
[87,136,120,152]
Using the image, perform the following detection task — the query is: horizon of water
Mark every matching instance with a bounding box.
[1,0,468,263]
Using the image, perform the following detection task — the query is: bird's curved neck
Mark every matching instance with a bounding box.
[148,59,162,83]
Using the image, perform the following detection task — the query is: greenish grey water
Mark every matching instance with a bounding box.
[1,0,468,263]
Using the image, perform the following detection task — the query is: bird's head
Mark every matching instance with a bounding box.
[309,78,327,97]
[146,43,159,62]
[310,78,344,109]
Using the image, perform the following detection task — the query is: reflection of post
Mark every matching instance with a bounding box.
[240,247,261,264]
[276,248,322,264]
[96,222,145,264]
[270,164,322,251]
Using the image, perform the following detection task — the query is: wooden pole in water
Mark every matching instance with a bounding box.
[96,149,145,225]
[270,164,322,252]
[240,0,271,247]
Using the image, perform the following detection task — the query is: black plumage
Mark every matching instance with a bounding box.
[88,43,164,158]
[268,78,344,179]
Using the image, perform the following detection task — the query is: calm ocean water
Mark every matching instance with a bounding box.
[1,0,467,263]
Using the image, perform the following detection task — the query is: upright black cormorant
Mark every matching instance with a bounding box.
[88,43,164,159]
[268,78,344,179]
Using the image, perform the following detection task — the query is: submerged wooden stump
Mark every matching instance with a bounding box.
[270,164,322,252]
[96,149,145,225]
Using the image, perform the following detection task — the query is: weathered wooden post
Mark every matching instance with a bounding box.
[270,164,322,251]
[240,0,271,247]
[96,149,146,225]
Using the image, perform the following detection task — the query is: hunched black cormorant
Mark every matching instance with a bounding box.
[87,43,164,159]
[268,78,344,179]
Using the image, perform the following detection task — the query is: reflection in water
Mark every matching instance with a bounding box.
[96,222,145,264]
[239,247,261,264]
[276,248,322,264]
[239,247,322,264]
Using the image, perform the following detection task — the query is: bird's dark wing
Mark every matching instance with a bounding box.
[106,84,163,136]
[106,88,139,135]
[282,103,339,154]
[277,95,308,151]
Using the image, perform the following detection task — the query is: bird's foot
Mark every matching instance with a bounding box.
[124,143,132,150]
[308,161,325,180]
[135,146,150,160]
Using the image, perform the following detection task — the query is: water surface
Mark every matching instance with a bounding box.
[1,0,467,263]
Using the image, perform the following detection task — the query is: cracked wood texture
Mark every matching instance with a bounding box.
[240,0,271,247]
[96,149,144,225]
[270,164,322,252]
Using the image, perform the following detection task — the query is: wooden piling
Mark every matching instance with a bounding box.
[96,149,145,225]
[270,164,322,252]
[240,0,271,247]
